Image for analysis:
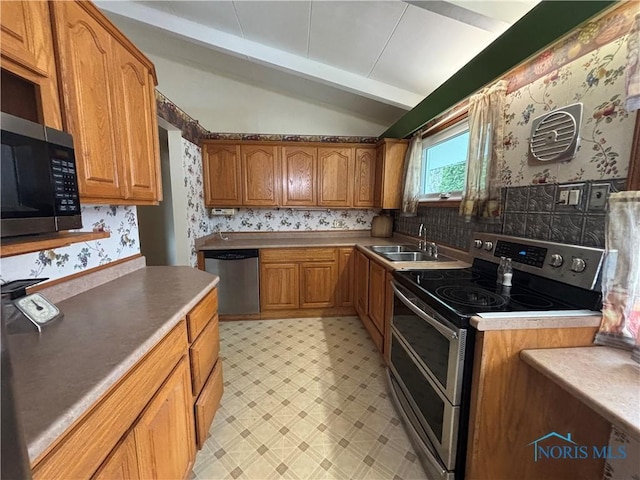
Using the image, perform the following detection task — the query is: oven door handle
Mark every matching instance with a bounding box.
[391,281,458,340]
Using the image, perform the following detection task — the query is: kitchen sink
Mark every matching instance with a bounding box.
[368,245,421,253]
[380,252,455,262]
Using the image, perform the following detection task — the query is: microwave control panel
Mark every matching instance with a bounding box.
[51,147,80,214]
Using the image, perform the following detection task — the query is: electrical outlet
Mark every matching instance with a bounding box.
[588,184,609,211]
[558,190,569,205]
[556,183,586,211]
[210,208,235,216]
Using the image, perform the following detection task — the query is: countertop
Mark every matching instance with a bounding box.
[7,266,219,462]
[471,312,603,331]
[521,346,640,441]
[197,230,471,270]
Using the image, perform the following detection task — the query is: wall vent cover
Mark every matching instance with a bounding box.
[529,103,582,163]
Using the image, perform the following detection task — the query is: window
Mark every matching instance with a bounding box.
[420,120,469,200]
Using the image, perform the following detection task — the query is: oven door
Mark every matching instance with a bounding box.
[389,333,459,471]
[390,281,466,404]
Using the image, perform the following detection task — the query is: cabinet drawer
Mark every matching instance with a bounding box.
[260,247,337,263]
[187,288,218,342]
[195,360,224,449]
[190,315,220,396]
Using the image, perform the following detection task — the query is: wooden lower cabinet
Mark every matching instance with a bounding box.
[195,360,224,449]
[134,356,195,480]
[258,248,353,317]
[466,327,611,480]
[337,248,355,307]
[354,249,391,355]
[92,433,140,480]
[354,250,369,317]
[260,263,300,310]
[300,262,336,308]
[368,261,386,332]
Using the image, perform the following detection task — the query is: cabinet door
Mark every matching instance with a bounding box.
[282,146,316,206]
[318,147,353,207]
[353,148,377,207]
[113,46,160,203]
[92,433,139,480]
[337,248,355,307]
[203,143,242,206]
[260,263,299,310]
[52,1,124,200]
[134,356,195,480]
[0,1,63,128]
[368,260,386,334]
[241,144,280,206]
[374,145,384,208]
[354,250,370,318]
[300,262,337,309]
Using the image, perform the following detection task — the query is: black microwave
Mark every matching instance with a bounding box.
[1,112,82,238]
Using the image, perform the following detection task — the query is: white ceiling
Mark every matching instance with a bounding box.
[98,1,539,124]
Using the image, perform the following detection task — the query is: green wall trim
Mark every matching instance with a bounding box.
[381,0,617,139]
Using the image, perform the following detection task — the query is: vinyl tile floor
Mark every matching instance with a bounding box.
[192,317,429,480]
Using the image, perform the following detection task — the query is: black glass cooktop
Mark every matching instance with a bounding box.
[393,260,601,320]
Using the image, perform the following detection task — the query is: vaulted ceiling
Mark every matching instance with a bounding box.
[98,1,540,125]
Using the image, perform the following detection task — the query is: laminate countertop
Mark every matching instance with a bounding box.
[521,346,640,441]
[7,266,219,463]
[196,230,471,270]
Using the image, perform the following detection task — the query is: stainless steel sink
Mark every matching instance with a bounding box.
[369,245,421,253]
[380,252,455,262]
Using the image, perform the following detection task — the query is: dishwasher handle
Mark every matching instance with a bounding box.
[203,249,259,261]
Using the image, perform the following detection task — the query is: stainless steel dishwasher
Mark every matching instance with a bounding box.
[204,249,260,315]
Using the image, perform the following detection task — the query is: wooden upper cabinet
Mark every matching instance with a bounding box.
[375,139,409,209]
[134,356,195,480]
[113,47,160,202]
[318,147,353,207]
[241,145,280,206]
[202,143,242,206]
[52,1,160,205]
[0,1,63,128]
[52,1,124,201]
[282,146,317,206]
[354,147,377,207]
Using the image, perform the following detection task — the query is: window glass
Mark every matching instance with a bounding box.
[421,121,469,198]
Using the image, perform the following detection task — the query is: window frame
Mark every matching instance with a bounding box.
[418,111,469,207]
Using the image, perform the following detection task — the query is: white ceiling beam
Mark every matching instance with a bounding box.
[403,1,510,32]
[96,1,422,109]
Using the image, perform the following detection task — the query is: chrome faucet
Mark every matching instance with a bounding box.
[418,223,438,258]
[418,223,427,250]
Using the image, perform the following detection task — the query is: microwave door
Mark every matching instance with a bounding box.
[1,131,57,236]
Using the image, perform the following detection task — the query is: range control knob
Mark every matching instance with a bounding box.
[474,240,483,249]
[549,254,564,267]
[483,241,494,251]
[570,258,587,273]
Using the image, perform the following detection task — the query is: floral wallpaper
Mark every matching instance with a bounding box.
[0,206,140,285]
[501,31,636,186]
[182,138,379,267]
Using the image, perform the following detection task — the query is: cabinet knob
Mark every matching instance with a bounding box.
[570,258,587,273]
[549,254,564,267]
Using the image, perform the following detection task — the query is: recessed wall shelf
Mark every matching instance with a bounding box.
[0,231,110,258]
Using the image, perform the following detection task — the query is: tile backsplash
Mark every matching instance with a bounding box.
[393,178,627,251]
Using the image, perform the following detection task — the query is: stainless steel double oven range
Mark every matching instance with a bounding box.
[387,233,606,480]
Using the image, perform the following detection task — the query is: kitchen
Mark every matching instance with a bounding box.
[1,1,639,479]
